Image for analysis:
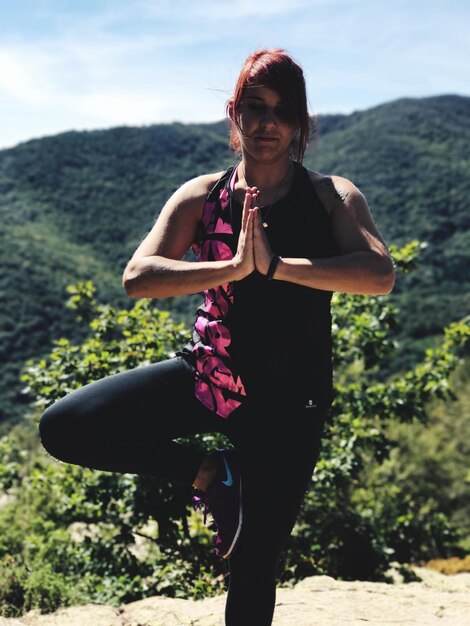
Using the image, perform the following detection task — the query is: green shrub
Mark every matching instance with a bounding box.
[1,243,469,614]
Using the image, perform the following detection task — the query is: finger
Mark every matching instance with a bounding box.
[246,210,255,255]
[242,191,253,230]
[253,209,270,248]
[251,209,261,244]
[246,187,260,209]
[252,207,263,232]
[244,208,253,240]
[247,208,254,232]
[241,210,254,254]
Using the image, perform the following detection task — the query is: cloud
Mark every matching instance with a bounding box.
[0,0,469,149]
[0,22,228,150]
[0,38,181,124]
[0,47,56,106]
[68,90,167,125]
[136,0,321,21]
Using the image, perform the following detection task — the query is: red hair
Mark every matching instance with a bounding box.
[226,49,312,162]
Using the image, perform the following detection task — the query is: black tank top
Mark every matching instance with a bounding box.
[181,162,337,419]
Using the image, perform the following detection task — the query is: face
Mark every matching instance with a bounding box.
[235,85,297,163]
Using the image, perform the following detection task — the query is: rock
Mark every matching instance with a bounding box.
[0,605,120,626]
[2,571,470,626]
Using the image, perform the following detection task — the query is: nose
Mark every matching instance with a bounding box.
[260,109,276,127]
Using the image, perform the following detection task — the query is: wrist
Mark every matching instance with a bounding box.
[230,256,250,281]
[266,255,281,280]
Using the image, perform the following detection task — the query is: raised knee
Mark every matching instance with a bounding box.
[39,402,61,457]
[39,400,75,463]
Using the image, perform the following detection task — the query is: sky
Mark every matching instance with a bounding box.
[0,0,469,150]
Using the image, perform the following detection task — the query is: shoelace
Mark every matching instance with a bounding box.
[193,492,213,527]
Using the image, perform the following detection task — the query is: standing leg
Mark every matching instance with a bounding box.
[224,403,327,626]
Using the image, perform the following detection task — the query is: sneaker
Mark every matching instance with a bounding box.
[193,449,243,559]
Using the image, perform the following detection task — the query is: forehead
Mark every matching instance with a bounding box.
[241,85,283,105]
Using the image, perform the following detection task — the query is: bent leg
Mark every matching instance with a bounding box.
[39,356,224,484]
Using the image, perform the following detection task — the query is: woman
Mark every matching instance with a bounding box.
[39,49,395,625]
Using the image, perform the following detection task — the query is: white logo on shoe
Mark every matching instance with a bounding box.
[221,455,233,487]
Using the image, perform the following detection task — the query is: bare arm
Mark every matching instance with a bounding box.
[253,174,395,295]
[122,174,256,299]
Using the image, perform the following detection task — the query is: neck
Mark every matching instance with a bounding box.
[239,154,293,191]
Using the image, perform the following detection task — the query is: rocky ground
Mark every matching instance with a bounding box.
[2,567,470,626]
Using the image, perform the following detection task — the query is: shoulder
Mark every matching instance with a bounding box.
[173,171,226,205]
[162,171,226,220]
[305,168,366,218]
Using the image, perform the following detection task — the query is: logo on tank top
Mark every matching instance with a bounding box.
[305,400,317,409]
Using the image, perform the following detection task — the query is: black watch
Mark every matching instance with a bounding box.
[266,255,281,280]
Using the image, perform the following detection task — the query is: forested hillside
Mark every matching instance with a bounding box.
[1,95,469,422]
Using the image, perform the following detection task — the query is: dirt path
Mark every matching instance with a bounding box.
[2,568,470,626]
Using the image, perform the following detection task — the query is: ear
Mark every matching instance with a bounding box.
[227,99,235,121]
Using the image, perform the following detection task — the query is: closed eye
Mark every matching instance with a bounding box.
[244,101,265,113]
[275,106,289,120]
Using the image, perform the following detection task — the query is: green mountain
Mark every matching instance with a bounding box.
[1,95,469,422]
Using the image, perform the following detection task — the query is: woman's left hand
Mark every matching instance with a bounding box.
[252,205,274,276]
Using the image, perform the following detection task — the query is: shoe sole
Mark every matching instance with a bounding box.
[223,476,243,559]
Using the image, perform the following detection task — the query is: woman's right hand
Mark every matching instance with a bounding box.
[232,187,257,280]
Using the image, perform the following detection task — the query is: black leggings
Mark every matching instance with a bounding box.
[39,355,327,626]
